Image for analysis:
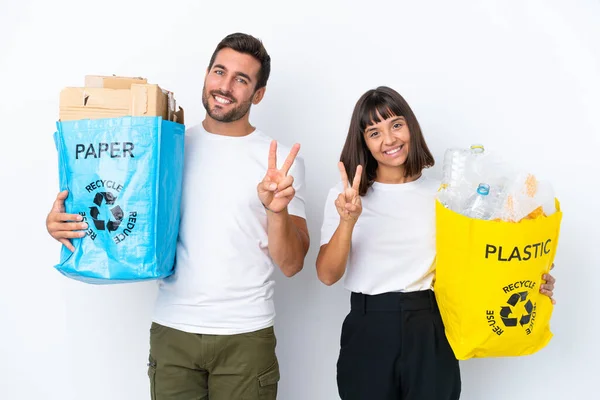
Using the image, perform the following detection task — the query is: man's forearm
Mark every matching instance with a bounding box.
[266,208,309,277]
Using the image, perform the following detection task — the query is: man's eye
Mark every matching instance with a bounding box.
[236,78,247,84]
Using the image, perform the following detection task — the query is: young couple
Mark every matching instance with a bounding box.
[45,32,557,400]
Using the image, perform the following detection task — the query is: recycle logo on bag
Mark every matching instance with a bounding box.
[78,179,139,245]
[89,192,123,232]
[485,280,538,337]
[499,291,534,328]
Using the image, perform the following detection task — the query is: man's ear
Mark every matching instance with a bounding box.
[252,86,266,105]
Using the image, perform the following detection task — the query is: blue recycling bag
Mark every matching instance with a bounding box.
[53,116,185,284]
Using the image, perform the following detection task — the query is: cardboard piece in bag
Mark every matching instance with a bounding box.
[59,84,168,121]
[173,106,184,124]
[85,75,148,90]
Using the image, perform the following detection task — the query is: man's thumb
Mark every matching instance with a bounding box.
[51,190,69,211]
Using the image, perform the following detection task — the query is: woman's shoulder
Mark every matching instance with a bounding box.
[420,175,442,191]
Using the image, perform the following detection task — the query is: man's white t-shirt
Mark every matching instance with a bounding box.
[152,124,306,335]
[320,175,439,295]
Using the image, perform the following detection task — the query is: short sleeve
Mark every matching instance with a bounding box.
[320,183,343,246]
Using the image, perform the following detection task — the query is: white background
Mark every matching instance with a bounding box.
[1,0,598,399]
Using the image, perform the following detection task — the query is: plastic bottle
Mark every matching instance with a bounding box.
[462,183,494,220]
[442,145,485,186]
[464,144,485,182]
[537,180,557,217]
[441,144,486,211]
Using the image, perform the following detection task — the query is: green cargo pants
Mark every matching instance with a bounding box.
[148,323,280,400]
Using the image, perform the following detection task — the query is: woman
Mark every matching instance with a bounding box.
[316,86,556,400]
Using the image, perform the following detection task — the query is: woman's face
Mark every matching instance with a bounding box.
[363,114,411,170]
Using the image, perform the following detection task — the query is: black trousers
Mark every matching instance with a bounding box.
[336,290,461,400]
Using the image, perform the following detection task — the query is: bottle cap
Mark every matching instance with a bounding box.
[470,144,485,153]
[477,183,490,195]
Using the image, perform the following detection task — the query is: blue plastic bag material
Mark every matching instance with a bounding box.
[53,116,185,284]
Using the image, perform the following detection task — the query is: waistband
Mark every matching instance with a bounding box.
[350,290,438,313]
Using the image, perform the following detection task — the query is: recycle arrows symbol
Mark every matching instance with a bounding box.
[507,291,529,306]
[520,300,534,326]
[89,192,124,232]
[500,306,517,327]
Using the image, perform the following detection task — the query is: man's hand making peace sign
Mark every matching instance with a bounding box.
[256,139,309,278]
[257,140,301,213]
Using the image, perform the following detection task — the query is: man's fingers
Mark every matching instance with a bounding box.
[281,143,300,175]
[49,221,88,232]
[53,230,87,239]
[258,176,276,193]
[50,212,83,223]
[352,165,363,191]
[261,180,277,192]
[274,186,295,199]
[59,238,75,252]
[268,140,277,170]
[56,190,69,201]
[51,190,70,212]
[277,176,294,191]
[338,162,349,190]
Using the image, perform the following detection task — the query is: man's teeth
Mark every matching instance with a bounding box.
[384,146,402,155]
[215,96,232,104]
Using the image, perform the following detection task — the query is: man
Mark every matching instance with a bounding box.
[46,32,310,399]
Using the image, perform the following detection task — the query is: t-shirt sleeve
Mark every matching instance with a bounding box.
[320,184,343,246]
[286,155,306,219]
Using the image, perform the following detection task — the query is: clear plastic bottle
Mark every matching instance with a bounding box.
[462,183,494,220]
[464,144,485,183]
[441,144,486,211]
[442,144,485,187]
[442,149,465,188]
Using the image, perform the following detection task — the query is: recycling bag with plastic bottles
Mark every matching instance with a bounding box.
[52,116,185,283]
[434,199,562,359]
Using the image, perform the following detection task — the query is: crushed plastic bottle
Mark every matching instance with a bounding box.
[440,144,486,212]
[491,174,556,222]
[461,183,495,220]
[442,144,485,189]
[437,145,556,222]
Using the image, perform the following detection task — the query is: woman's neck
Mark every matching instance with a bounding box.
[375,164,421,184]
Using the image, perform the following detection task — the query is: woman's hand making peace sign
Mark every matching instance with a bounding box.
[335,162,363,223]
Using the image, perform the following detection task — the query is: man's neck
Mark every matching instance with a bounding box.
[202,114,255,137]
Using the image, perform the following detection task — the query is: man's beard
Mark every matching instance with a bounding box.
[202,86,253,123]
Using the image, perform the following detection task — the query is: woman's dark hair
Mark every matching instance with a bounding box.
[340,86,434,196]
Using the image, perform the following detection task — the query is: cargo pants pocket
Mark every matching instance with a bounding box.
[257,360,280,399]
[147,355,157,400]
